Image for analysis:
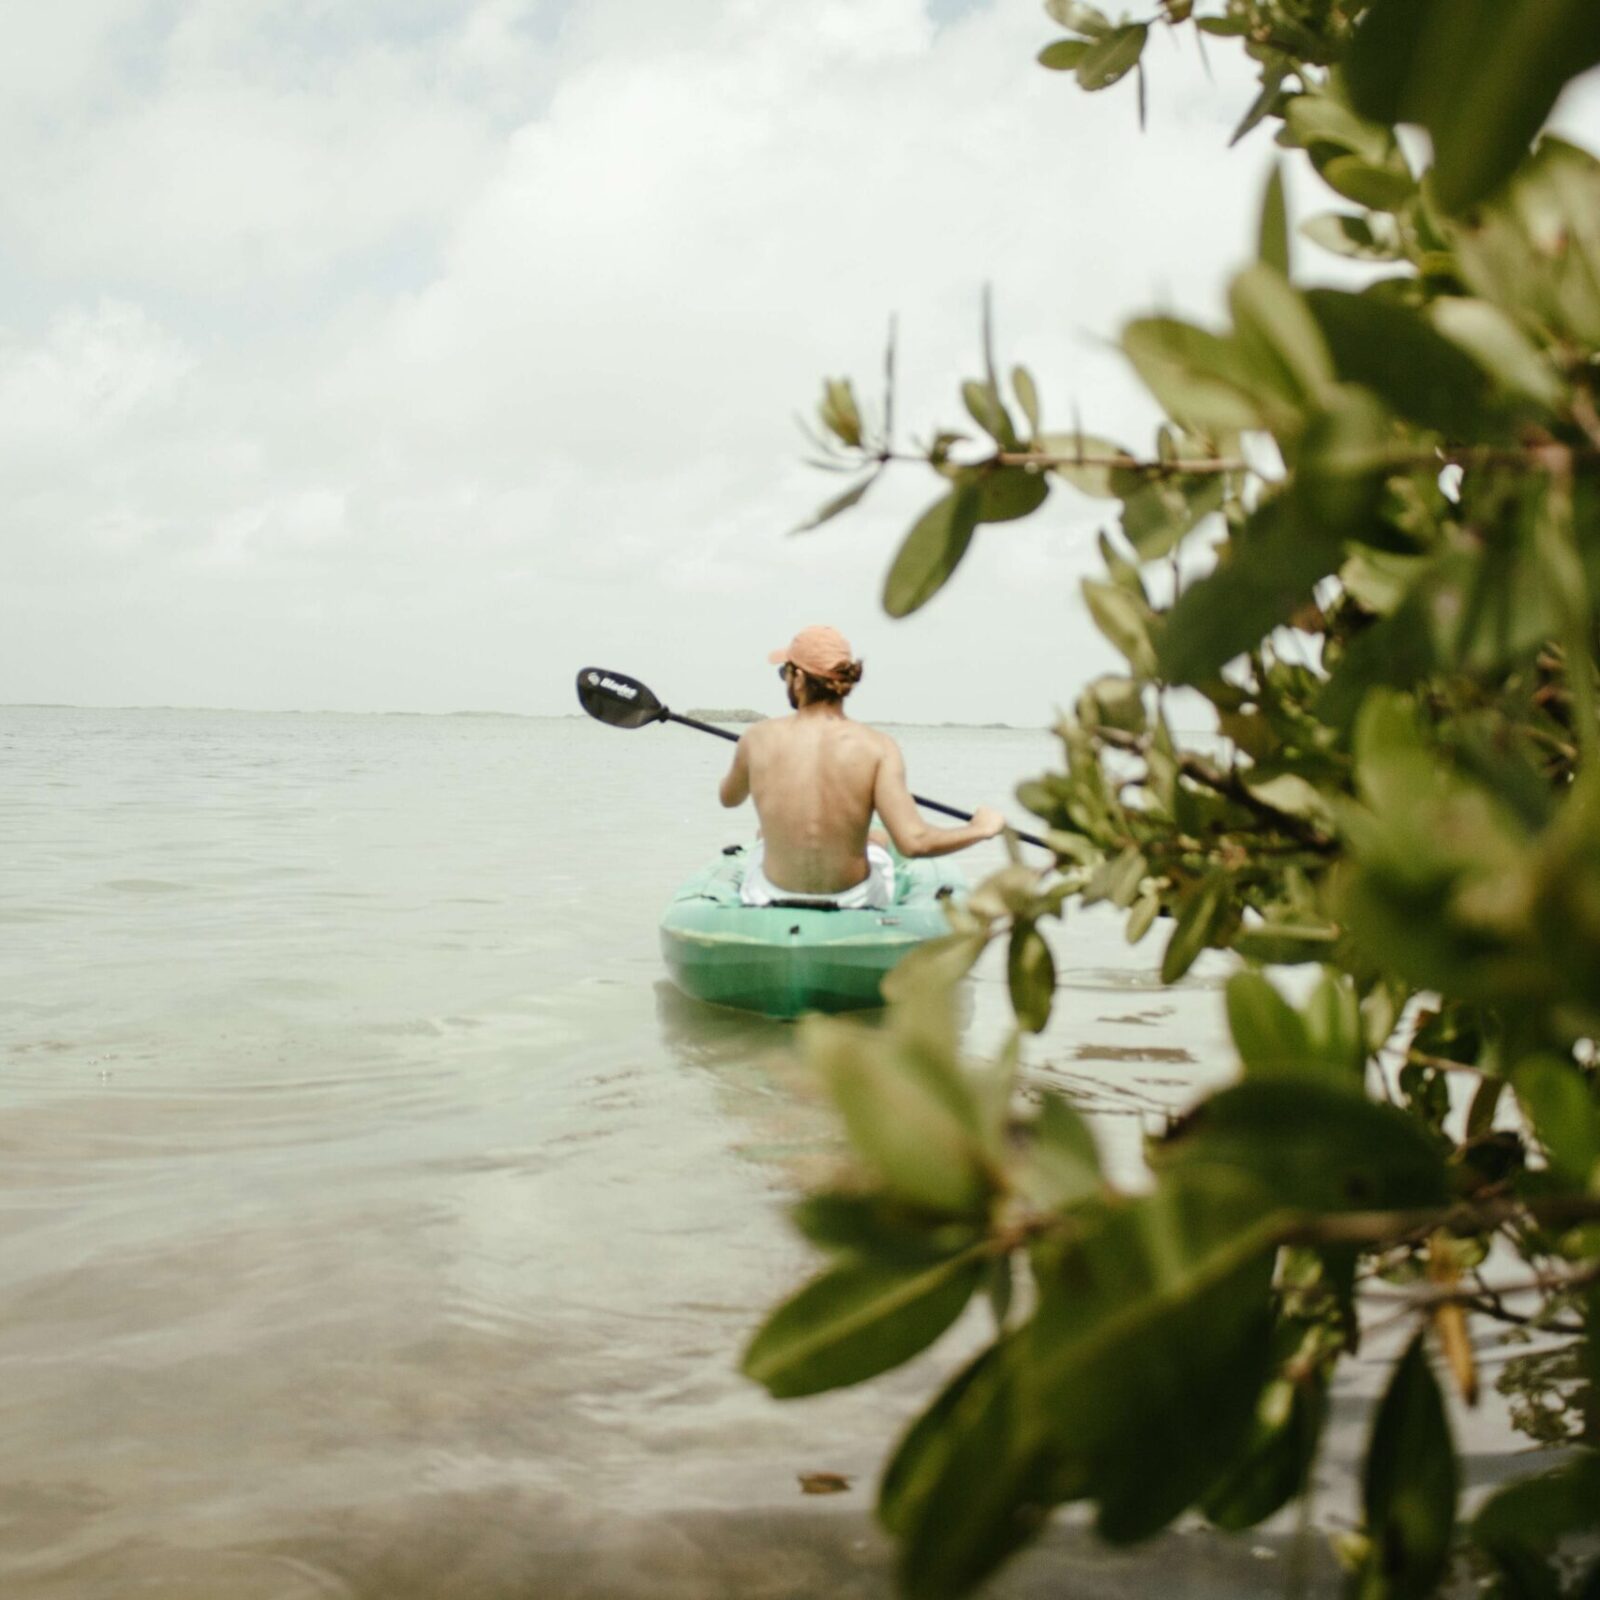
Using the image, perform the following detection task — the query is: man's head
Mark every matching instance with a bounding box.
[768,625,864,708]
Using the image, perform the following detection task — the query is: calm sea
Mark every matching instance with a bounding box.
[0,708,1512,1598]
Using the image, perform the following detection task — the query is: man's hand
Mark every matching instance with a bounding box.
[970,806,1005,840]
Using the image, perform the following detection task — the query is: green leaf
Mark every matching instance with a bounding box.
[1231,913,1340,965]
[1230,62,1287,146]
[1021,1089,1103,1210]
[792,1192,984,1264]
[885,1341,1057,1599]
[1225,970,1309,1079]
[1301,211,1403,262]
[1008,920,1056,1033]
[1024,1172,1279,1543]
[1512,1054,1600,1189]
[882,930,987,1004]
[1241,771,1337,830]
[1282,91,1398,170]
[1447,138,1600,347]
[1123,316,1264,434]
[1319,155,1416,212]
[961,380,1019,448]
[1474,1455,1600,1589]
[1229,263,1335,412]
[1011,365,1041,434]
[879,1342,1011,1538]
[803,1016,991,1214]
[1356,1333,1458,1599]
[820,377,864,446]
[962,464,1050,525]
[1076,24,1146,91]
[1153,1079,1452,1214]
[1037,38,1090,70]
[742,1251,985,1398]
[792,471,880,534]
[1083,579,1158,677]
[1125,888,1160,945]
[1203,1375,1328,1531]
[1043,0,1111,37]
[1119,473,1225,560]
[1039,431,1128,499]
[1346,0,1600,213]
[1428,298,1563,410]
[1258,165,1290,276]
[883,483,982,619]
[1157,495,1343,686]
[1304,288,1499,439]
[1160,872,1228,981]
[1294,384,1392,538]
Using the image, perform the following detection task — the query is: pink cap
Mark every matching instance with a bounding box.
[768,625,855,679]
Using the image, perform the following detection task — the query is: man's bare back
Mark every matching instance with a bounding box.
[719,629,1003,897]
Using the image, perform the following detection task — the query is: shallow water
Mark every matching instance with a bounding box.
[0,707,1520,1597]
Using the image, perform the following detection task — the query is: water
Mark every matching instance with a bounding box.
[0,708,1514,1597]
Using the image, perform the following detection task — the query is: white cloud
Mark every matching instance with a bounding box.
[5,1,1595,723]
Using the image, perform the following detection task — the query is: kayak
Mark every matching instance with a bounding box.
[660,846,965,1018]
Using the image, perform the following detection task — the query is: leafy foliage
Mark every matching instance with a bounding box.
[758,5,1600,1596]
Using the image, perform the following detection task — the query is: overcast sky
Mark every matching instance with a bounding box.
[4,2,1598,726]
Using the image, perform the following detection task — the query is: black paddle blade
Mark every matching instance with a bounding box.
[575,667,668,730]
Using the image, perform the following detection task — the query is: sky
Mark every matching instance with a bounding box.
[3,2,1598,727]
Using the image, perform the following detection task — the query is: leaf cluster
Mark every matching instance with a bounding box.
[764,5,1600,1597]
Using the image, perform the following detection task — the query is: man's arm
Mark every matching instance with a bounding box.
[872,737,1004,857]
[719,734,751,808]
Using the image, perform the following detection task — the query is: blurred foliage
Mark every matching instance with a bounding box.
[755,4,1600,1597]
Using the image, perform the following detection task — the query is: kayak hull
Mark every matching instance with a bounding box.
[660,849,964,1019]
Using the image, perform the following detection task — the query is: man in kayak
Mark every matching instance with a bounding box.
[718,625,1005,908]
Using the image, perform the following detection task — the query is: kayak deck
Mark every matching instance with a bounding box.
[659,847,964,1019]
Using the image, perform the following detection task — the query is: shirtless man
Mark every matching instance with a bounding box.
[718,625,1004,908]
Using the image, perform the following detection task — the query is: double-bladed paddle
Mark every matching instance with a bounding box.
[574,666,1051,850]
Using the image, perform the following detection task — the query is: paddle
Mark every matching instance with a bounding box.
[575,666,1052,851]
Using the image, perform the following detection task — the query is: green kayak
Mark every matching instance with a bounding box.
[660,847,965,1018]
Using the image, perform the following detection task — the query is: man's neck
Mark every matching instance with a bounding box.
[795,699,847,722]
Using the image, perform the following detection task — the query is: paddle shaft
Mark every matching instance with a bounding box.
[665,711,1052,851]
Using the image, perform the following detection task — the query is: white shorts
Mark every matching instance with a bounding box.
[740,844,896,910]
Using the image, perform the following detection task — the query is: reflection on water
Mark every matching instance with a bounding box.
[0,708,1515,1597]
